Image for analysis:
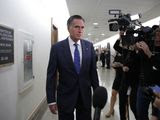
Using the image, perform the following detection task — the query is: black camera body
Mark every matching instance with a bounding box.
[108,9,133,32]
[124,26,153,46]
[108,9,155,47]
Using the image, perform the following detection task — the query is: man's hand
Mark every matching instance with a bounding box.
[49,104,58,114]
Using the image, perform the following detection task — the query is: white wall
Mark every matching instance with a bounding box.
[0,0,69,120]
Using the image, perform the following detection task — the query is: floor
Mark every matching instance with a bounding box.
[40,61,137,120]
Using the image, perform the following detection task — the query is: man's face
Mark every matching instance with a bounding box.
[155,31,160,46]
[68,19,85,42]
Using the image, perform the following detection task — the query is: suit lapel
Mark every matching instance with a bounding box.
[80,40,88,73]
[62,39,75,71]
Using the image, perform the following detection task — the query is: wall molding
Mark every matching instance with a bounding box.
[27,97,47,120]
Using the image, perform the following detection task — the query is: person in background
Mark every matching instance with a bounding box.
[106,43,111,69]
[100,49,106,67]
[150,27,160,120]
[46,15,99,120]
[95,49,99,68]
[105,52,123,118]
[135,26,160,120]
[114,29,139,120]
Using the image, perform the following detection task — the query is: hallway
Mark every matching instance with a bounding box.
[39,61,135,120]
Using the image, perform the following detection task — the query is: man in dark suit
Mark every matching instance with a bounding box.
[46,15,99,120]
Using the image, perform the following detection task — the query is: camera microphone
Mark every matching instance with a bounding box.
[93,86,108,120]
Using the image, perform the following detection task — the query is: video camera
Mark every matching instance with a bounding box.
[122,26,154,46]
[108,9,140,32]
[108,9,155,46]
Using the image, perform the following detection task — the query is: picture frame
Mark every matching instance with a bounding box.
[0,24,14,67]
[17,30,34,94]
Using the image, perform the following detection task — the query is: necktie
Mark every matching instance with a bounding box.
[74,43,80,74]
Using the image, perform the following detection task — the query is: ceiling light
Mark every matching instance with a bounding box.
[88,33,91,36]
[101,33,105,36]
[93,23,99,25]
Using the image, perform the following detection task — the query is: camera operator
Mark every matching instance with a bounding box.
[105,51,123,118]
[150,27,160,120]
[113,29,139,120]
[108,9,160,119]
[135,27,160,120]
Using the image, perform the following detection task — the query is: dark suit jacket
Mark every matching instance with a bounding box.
[46,38,99,112]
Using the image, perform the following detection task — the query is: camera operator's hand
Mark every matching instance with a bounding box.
[123,66,129,72]
[136,41,152,58]
[153,97,160,109]
[112,62,123,68]
[153,92,160,109]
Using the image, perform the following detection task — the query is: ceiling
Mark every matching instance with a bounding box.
[66,0,160,44]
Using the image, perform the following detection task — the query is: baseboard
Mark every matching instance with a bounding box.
[27,96,48,120]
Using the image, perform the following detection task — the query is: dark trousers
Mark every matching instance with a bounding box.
[58,93,91,120]
[119,72,129,120]
[119,86,128,120]
[106,58,110,68]
[119,73,138,120]
[101,59,105,67]
[136,86,151,120]
[129,86,137,119]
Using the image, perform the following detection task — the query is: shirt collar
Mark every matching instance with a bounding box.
[68,36,81,46]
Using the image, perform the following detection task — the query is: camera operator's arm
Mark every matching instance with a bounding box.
[122,66,129,72]
[136,41,152,58]
[113,39,130,56]
[121,52,131,72]
[114,30,127,53]
[113,39,123,54]
[112,52,130,72]
[112,62,123,68]
[136,41,160,69]
[122,46,138,72]
[112,52,123,70]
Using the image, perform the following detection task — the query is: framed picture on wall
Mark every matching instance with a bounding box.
[17,30,34,94]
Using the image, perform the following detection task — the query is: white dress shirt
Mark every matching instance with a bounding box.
[68,36,82,66]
